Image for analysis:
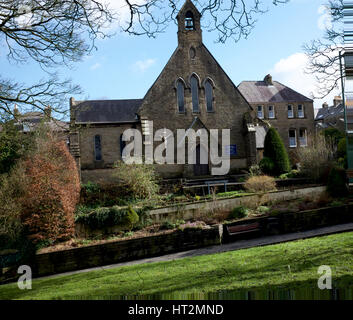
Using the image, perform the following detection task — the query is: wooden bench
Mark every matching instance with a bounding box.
[226,222,261,236]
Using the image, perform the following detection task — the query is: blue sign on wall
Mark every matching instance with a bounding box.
[225,145,237,156]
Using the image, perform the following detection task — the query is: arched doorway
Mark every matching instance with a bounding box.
[193,144,209,176]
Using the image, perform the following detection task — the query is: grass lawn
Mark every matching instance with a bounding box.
[1,232,353,300]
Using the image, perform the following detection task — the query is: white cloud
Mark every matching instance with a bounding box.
[90,62,102,70]
[269,52,341,114]
[132,58,156,72]
[317,5,332,31]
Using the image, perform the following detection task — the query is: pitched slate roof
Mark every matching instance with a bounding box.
[238,81,313,104]
[315,103,344,121]
[17,112,69,132]
[74,99,142,124]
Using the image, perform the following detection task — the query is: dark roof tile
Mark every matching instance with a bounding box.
[238,81,313,103]
[74,99,142,123]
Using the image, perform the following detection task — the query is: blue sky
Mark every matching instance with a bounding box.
[1,0,338,114]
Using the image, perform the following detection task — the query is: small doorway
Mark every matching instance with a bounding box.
[193,145,209,176]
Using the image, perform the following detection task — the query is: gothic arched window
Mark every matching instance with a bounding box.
[204,79,214,112]
[185,11,194,30]
[190,75,200,113]
[94,135,102,161]
[176,79,185,113]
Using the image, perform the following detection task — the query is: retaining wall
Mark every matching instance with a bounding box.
[148,186,327,223]
[32,225,222,277]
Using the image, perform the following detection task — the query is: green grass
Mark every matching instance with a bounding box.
[2,232,353,300]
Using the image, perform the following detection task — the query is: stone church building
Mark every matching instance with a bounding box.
[70,0,258,183]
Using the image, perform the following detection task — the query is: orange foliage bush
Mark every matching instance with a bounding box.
[20,134,80,243]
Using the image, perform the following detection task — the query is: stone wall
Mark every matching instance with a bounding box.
[32,226,221,277]
[147,186,327,223]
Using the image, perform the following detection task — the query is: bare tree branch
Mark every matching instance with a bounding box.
[304,0,343,99]
[0,0,115,120]
[121,0,289,43]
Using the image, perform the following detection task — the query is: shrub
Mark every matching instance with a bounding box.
[249,164,262,176]
[257,206,270,214]
[82,181,100,194]
[327,167,348,198]
[259,157,275,175]
[228,206,249,220]
[114,161,159,199]
[75,205,141,231]
[296,135,335,182]
[337,138,347,169]
[244,175,276,193]
[126,206,139,231]
[0,164,27,250]
[20,133,80,243]
[263,127,290,175]
[0,122,32,174]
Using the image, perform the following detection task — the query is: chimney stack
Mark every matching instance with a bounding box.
[264,74,273,86]
[333,96,342,107]
[13,104,20,117]
[322,102,329,108]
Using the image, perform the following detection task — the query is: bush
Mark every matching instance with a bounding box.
[114,161,159,199]
[327,167,348,198]
[228,206,249,220]
[0,164,27,250]
[0,122,32,174]
[249,164,262,176]
[337,138,347,169]
[75,205,141,231]
[263,127,291,175]
[259,157,275,175]
[20,132,80,244]
[296,135,335,182]
[279,169,300,180]
[244,175,276,193]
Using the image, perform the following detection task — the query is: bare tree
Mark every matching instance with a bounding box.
[122,0,289,43]
[304,0,343,99]
[1,0,290,120]
[0,0,115,120]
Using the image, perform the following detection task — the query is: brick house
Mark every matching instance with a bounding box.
[70,0,258,183]
[238,75,315,161]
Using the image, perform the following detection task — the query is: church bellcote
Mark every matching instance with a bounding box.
[177,0,202,46]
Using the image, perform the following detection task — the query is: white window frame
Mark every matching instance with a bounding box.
[298,104,304,118]
[268,105,275,119]
[289,129,297,148]
[257,105,264,119]
[288,105,294,118]
[299,129,307,147]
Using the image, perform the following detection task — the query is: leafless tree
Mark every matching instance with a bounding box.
[303,0,343,99]
[122,0,289,43]
[1,0,289,120]
[0,0,115,120]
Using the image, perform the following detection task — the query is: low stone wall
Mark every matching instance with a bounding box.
[223,203,353,242]
[5,201,351,280]
[32,225,221,277]
[148,186,327,223]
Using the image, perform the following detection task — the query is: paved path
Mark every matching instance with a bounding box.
[38,222,353,281]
